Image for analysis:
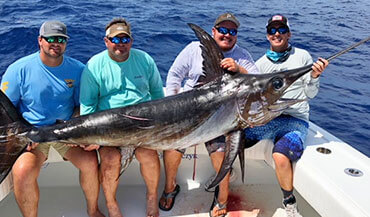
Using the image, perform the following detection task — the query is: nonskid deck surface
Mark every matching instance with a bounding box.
[0,184,318,217]
[0,159,319,217]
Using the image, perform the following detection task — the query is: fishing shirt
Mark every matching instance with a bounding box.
[80,49,164,115]
[255,47,320,122]
[165,41,259,95]
[1,52,83,126]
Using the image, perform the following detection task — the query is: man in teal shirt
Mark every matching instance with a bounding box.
[80,18,164,217]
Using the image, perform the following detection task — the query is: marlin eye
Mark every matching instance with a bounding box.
[272,77,284,90]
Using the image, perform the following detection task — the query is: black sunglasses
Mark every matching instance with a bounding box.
[42,36,67,44]
[216,27,238,36]
[108,36,131,44]
[267,27,289,35]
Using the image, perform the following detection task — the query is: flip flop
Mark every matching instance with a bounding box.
[209,186,227,217]
[158,184,180,211]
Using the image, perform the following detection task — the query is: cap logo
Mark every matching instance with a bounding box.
[272,15,283,21]
[226,14,232,18]
[117,26,124,30]
[51,24,64,32]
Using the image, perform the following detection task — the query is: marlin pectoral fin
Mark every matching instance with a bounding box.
[117,147,135,180]
[206,130,243,190]
[268,98,306,113]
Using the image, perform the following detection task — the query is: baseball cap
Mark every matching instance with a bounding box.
[214,13,240,28]
[105,21,132,38]
[39,20,69,38]
[266,15,290,29]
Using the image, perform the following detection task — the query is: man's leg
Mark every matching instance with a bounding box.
[65,147,105,217]
[135,147,160,217]
[159,149,182,210]
[273,152,293,192]
[12,149,46,217]
[99,147,123,217]
[209,151,230,205]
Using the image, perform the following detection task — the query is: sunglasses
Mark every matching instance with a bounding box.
[42,36,67,44]
[108,36,131,44]
[267,27,289,35]
[216,27,238,36]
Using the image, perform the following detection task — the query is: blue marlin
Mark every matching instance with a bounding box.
[1,24,368,187]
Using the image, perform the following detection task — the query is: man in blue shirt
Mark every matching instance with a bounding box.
[1,21,104,217]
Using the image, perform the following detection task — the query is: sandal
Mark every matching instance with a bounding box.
[209,186,227,217]
[158,184,180,211]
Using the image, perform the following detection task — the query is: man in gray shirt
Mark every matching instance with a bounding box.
[160,13,259,217]
[244,14,329,217]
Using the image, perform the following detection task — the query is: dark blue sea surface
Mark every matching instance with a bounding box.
[0,0,369,156]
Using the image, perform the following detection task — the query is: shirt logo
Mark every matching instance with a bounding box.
[134,75,143,79]
[65,79,75,88]
[1,81,9,93]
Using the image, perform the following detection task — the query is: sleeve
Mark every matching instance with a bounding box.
[79,63,100,115]
[165,43,192,96]
[73,64,84,107]
[1,65,21,107]
[302,52,320,99]
[238,50,260,74]
[148,57,165,100]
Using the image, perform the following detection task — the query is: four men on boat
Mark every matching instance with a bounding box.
[0,12,329,217]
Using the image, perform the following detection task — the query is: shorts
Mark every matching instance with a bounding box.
[36,142,71,159]
[244,115,308,161]
[176,135,226,155]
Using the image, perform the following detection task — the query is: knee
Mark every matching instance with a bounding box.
[135,148,159,164]
[12,159,39,184]
[78,151,99,171]
[99,147,121,168]
[273,152,291,169]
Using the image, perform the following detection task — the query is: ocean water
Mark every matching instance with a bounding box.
[0,0,369,156]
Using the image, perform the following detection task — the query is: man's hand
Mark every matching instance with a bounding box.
[220,58,240,73]
[26,142,39,151]
[220,58,248,74]
[80,144,100,151]
[311,57,329,78]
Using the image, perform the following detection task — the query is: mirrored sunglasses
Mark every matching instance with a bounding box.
[216,27,238,36]
[108,36,131,44]
[267,27,289,35]
[42,36,67,44]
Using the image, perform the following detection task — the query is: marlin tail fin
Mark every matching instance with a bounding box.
[0,90,31,184]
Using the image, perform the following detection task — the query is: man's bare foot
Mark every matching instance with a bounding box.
[88,209,106,217]
[107,204,123,217]
[147,195,159,217]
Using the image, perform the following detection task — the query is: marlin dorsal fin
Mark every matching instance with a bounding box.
[188,23,230,87]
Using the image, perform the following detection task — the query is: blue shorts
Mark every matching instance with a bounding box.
[244,115,308,161]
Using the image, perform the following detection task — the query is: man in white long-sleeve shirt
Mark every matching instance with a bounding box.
[160,13,259,217]
[244,15,329,217]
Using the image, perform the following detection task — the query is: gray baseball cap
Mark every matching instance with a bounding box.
[39,20,69,38]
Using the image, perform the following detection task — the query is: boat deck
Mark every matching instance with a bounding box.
[0,158,319,217]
